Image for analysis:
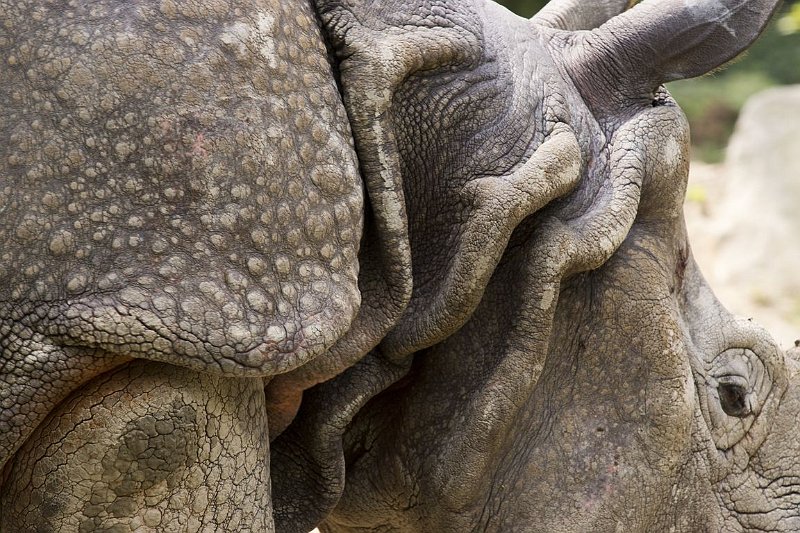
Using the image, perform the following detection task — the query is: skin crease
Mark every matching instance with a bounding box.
[0,1,796,533]
[310,0,797,532]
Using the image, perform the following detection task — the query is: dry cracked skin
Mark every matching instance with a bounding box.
[1,0,798,532]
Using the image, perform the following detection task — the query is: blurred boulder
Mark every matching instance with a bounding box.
[686,85,800,348]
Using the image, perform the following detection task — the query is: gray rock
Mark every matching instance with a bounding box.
[710,86,800,347]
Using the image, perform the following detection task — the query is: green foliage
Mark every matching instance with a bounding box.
[494,0,547,17]
[669,72,774,162]
[778,2,800,34]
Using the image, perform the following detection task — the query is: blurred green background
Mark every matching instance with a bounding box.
[496,0,800,162]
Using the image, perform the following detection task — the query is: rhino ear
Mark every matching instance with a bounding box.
[567,0,781,98]
[533,0,633,30]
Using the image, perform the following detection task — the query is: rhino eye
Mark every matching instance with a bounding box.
[717,376,750,418]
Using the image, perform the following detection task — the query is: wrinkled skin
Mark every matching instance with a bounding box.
[312,0,800,532]
[0,0,797,531]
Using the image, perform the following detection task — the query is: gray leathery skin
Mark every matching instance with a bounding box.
[0,0,362,514]
[534,0,633,30]
[302,0,797,531]
[0,360,272,532]
[1,0,797,531]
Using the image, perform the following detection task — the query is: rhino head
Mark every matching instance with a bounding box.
[270,0,799,531]
[0,0,797,531]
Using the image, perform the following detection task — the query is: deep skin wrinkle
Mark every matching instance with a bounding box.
[0,0,796,532]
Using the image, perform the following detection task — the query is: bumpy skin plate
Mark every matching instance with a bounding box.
[0,0,362,375]
[0,0,361,468]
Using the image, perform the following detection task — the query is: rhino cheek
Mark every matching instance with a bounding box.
[717,358,800,532]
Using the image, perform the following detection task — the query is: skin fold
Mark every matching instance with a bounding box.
[0,0,795,531]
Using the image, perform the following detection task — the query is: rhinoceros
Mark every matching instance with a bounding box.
[0,0,795,531]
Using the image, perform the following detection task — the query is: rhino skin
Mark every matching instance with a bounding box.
[0,0,796,532]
